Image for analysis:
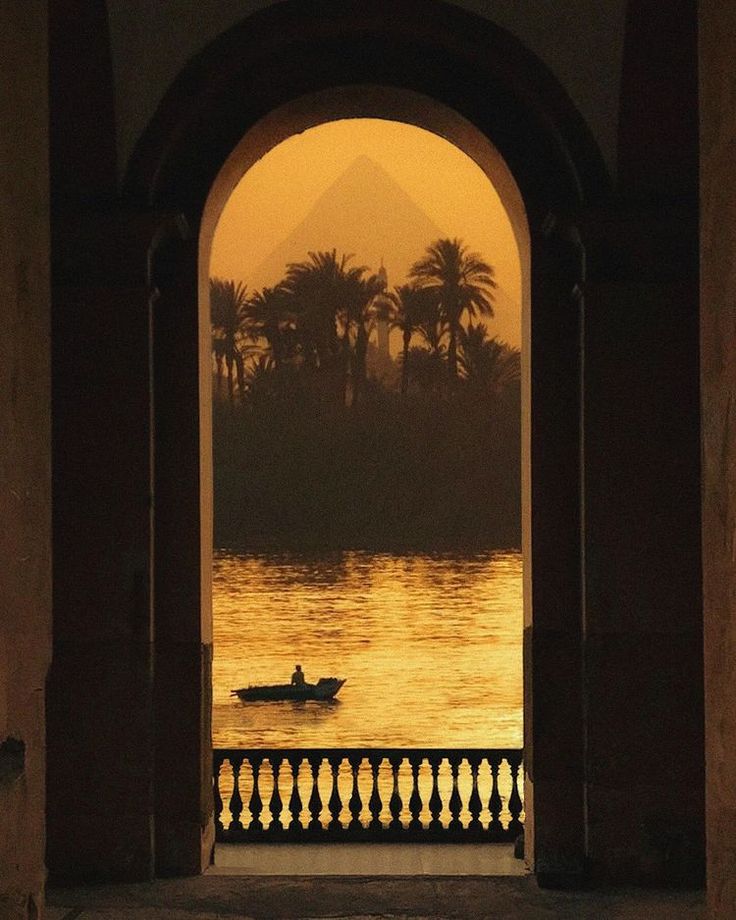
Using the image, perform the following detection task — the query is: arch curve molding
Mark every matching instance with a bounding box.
[125,0,609,222]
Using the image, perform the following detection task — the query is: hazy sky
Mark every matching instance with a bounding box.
[210,119,522,348]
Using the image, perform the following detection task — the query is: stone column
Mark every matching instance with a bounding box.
[0,2,51,916]
[47,209,214,882]
[700,2,736,915]
[151,229,214,876]
[582,205,704,884]
[46,212,162,883]
[524,225,586,885]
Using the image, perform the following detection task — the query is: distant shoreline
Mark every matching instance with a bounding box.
[213,540,522,556]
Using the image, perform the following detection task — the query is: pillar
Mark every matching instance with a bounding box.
[700,1,736,915]
[524,224,586,885]
[581,203,703,884]
[0,2,51,916]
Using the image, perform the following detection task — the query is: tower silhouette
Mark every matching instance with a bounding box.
[376,258,390,358]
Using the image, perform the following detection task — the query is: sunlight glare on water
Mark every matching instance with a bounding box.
[213,550,522,749]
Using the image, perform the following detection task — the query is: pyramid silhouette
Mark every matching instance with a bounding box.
[251,155,447,289]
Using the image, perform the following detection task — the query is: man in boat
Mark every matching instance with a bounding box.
[291,663,306,687]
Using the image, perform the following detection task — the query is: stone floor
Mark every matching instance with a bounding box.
[212,843,525,876]
[46,872,705,920]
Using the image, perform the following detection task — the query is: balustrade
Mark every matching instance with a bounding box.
[213,748,523,842]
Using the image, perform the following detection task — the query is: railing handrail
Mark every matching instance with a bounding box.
[214,746,523,758]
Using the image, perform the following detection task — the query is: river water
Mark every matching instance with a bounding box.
[212,550,523,750]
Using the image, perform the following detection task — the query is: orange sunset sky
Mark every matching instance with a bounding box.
[210,118,522,348]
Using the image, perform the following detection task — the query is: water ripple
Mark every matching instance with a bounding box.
[213,550,523,749]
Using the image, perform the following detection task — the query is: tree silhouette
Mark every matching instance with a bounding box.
[405,345,447,393]
[243,353,279,402]
[283,251,358,370]
[210,277,249,403]
[459,323,520,397]
[409,238,496,381]
[348,271,387,404]
[281,249,385,405]
[209,232,520,549]
[384,284,436,395]
[246,285,296,370]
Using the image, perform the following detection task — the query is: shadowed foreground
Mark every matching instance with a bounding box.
[47,875,704,920]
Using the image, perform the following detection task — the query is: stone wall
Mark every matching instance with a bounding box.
[36,0,708,894]
[106,0,626,179]
[0,2,51,917]
[701,2,736,916]
[45,0,213,883]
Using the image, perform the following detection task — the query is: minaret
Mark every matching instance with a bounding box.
[376,258,390,358]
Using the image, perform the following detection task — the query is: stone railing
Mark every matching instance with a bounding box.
[213,748,523,842]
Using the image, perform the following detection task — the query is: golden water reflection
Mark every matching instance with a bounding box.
[213,551,523,749]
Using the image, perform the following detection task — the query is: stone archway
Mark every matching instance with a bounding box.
[47,0,704,890]
[130,0,606,883]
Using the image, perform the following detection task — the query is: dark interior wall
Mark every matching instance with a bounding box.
[579,0,703,884]
[151,231,215,877]
[0,1,51,916]
[106,0,627,181]
[46,0,213,883]
[43,0,705,890]
[701,2,736,916]
[618,0,698,201]
[127,0,606,213]
[46,0,159,883]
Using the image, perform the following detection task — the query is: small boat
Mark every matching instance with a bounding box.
[231,677,346,702]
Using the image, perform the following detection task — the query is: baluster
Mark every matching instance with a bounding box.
[448,755,463,833]
[467,754,483,835]
[307,755,323,833]
[269,755,284,833]
[368,753,383,830]
[428,755,443,833]
[328,754,343,832]
[507,752,524,837]
[213,755,224,839]
[388,754,403,832]
[248,754,264,837]
[488,753,503,837]
[287,754,303,832]
[408,754,423,832]
[212,747,521,844]
[347,754,363,832]
[228,754,244,840]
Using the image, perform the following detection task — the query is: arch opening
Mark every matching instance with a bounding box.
[202,94,531,862]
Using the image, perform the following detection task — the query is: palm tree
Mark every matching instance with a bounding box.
[243,353,278,402]
[246,285,296,369]
[409,238,496,381]
[282,250,364,370]
[282,250,380,405]
[405,345,447,393]
[347,271,387,404]
[417,316,448,359]
[385,284,435,395]
[210,277,249,403]
[459,323,521,397]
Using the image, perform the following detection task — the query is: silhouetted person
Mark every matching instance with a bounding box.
[291,663,306,687]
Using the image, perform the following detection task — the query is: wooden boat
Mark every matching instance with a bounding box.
[231,677,346,702]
